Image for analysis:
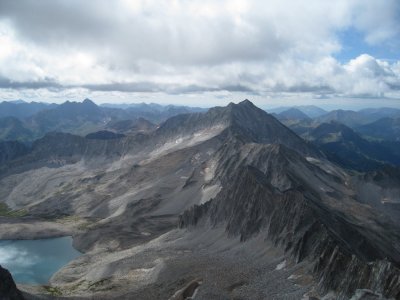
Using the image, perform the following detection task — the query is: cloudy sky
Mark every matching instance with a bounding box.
[0,0,400,108]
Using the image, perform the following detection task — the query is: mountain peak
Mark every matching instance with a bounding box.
[59,99,98,110]
[228,99,257,109]
[82,98,96,106]
[278,108,311,120]
[8,99,26,104]
[210,101,321,157]
[223,100,262,117]
[156,100,321,158]
[238,99,254,106]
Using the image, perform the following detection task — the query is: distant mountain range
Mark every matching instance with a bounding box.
[315,107,400,128]
[105,118,156,135]
[0,101,57,119]
[275,108,311,121]
[0,117,34,141]
[1,98,400,172]
[267,105,327,118]
[0,99,205,142]
[306,121,400,171]
[356,117,400,141]
[269,105,400,121]
[273,106,400,144]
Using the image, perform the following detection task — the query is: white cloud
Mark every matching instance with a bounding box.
[0,0,399,105]
[352,0,400,45]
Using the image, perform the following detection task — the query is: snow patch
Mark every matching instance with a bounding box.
[147,125,225,161]
[200,184,222,205]
[204,159,217,181]
[275,260,286,270]
[104,181,159,220]
[349,289,383,300]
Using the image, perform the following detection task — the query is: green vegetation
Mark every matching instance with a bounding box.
[0,203,28,217]
[66,278,116,293]
[67,280,86,292]
[88,278,117,292]
[43,286,63,296]
[88,278,110,289]
[55,215,97,231]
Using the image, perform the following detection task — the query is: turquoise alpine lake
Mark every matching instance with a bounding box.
[0,236,81,284]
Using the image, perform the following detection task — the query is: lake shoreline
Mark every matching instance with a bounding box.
[0,236,82,286]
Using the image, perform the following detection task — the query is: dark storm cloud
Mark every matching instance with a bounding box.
[81,82,257,95]
[269,81,335,94]
[0,74,258,95]
[0,1,115,46]
[285,85,336,94]
[168,84,256,95]
[80,82,162,93]
[387,82,400,91]
[0,76,62,90]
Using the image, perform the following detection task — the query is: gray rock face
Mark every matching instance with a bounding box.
[0,265,24,300]
[2,100,400,299]
[0,100,320,179]
[179,125,400,299]
[157,100,321,157]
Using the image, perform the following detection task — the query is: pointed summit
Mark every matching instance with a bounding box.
[227,99,257,110]
[82,98,97,106]
[238,99,254,106]
[158,100,321,157]
[224,99,265,118]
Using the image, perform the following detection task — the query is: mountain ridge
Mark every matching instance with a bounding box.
[1,100,400,299]
[306,121,400,171]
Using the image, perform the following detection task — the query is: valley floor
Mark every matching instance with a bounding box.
[16,227,316,300]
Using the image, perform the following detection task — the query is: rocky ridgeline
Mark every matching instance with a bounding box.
[0,265,24,300]
[0,100,317,178]
[179,163,400,298]
[179,107,400,299]
[2,100,400,299]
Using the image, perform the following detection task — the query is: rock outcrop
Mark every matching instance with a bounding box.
[0,265,24,300]
[179,109,400,299]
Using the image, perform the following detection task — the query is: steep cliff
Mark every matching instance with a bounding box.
[180,141,400,299]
